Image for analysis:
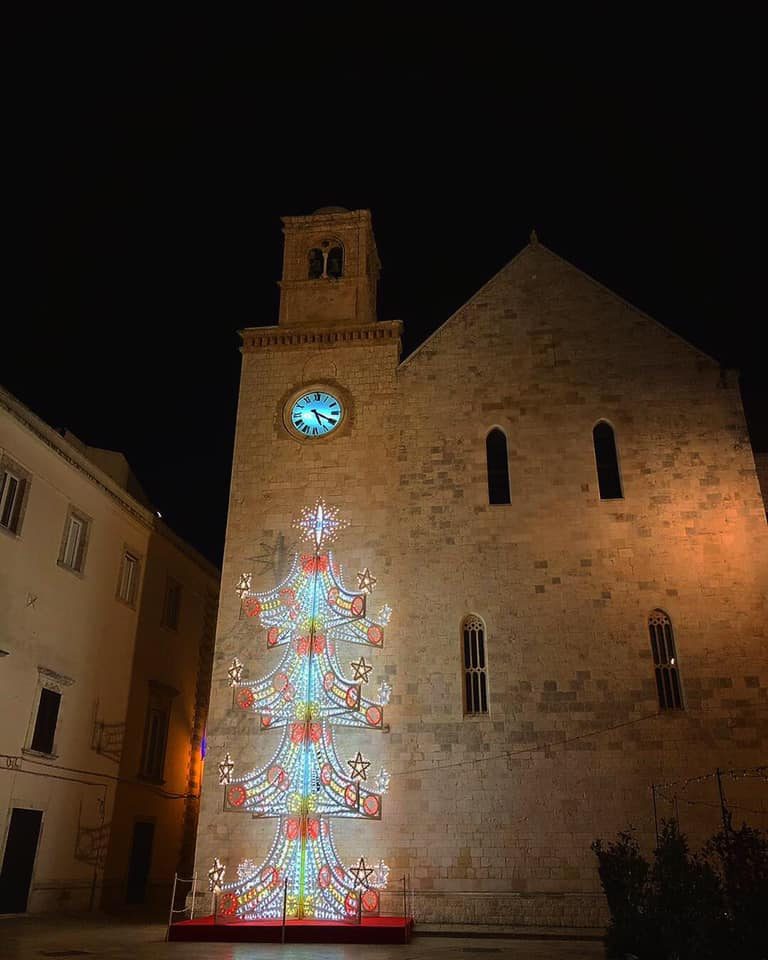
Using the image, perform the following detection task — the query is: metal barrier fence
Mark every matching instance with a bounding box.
[165,872,197,941]
[178,873,413,940]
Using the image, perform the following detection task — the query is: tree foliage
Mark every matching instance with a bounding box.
[593,817,767,959]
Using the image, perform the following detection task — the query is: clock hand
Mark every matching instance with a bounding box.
[311,409,323,425]
[315,411,336,423]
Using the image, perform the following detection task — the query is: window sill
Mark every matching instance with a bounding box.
[22,747,58,760]
[57,560,85,579]
[0,525,22,540]
[462,713,492,721]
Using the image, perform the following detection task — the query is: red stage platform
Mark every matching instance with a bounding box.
[168,915,414,944]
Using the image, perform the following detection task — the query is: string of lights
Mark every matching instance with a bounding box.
[390,710,665,777]
[655,765,768,792]
[390,723,768,780]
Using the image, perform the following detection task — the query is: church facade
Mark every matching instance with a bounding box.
[194,207,767,926]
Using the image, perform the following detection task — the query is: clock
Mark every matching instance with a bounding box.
[287,390,343,438]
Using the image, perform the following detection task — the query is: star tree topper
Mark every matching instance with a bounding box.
[293,498,349,550]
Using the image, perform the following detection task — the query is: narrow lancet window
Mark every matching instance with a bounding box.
[462,615,488,715]
[648,610,683,710]
[486,429,511,504]
[593,421,623,499]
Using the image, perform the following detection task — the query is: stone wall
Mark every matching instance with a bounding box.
[194,238,768,927]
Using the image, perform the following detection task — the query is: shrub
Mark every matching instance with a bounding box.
[705,815,768,960]
[592,818,764,959]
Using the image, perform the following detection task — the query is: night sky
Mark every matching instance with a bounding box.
[6,29,765,567]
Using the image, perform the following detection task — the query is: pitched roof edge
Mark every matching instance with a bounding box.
[536,242,722,368]
[399,245,532,368]
[400,240,722,370]
[0,385,220,579]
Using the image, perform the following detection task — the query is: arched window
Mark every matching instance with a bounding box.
[308,247,324,279]
[326,245,344,278]
[486,429,511,505]
[648,610,683,710]
[307,240,344,279]
[462,615,488,715]
[593,421,623,499]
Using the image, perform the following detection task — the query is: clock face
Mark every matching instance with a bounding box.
[289,390,343,438]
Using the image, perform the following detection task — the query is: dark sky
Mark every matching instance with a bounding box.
[6,25,765,566]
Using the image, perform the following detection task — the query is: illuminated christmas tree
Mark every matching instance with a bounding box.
[211,500,392,921]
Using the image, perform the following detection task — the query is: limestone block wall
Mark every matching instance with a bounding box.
[194,243,767,927]
[385,243,767,924]
[194,330,402,904]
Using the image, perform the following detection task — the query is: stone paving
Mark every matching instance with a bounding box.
[0,915,605,959]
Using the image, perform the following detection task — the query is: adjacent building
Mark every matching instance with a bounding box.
[0,386,219,914]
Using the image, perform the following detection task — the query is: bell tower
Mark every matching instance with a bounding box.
[278,207,380,328]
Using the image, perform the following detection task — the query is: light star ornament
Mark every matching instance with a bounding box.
[293,499,348,550]
[347,751,371,781]
[218,752,234,784]
[356,567,377,594]
[208,857,226,892]
[237,858,259,881]
[227,657,244,685]
[235,572,252,598]
[350,656,373,683]
[374,767,391,794]
[371,858,390,889]
[350,857,374,888]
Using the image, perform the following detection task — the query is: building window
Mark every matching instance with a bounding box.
[593,421,623,499]
[326,244,343,278]
[462,615,488,715]
[486,428,511,505]
[59,508,90,573]
[0,457,30,535]
[308,239,344,279]
[25,667,74,757]
[139,682,178,782]
[31,688,61,754]
[162,578,182,630]
[308,247,324,278]
[648,610,683,710]
[117,551,140,606]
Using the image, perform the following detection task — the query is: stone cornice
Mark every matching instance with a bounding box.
[239,320,402,356]
[281,209,371,230]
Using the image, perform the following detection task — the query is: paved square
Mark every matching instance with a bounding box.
[0,916,604,959]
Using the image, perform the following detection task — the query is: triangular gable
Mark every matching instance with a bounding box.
[400,241,720,370]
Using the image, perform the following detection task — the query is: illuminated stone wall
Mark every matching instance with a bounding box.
[195,212,768,926]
